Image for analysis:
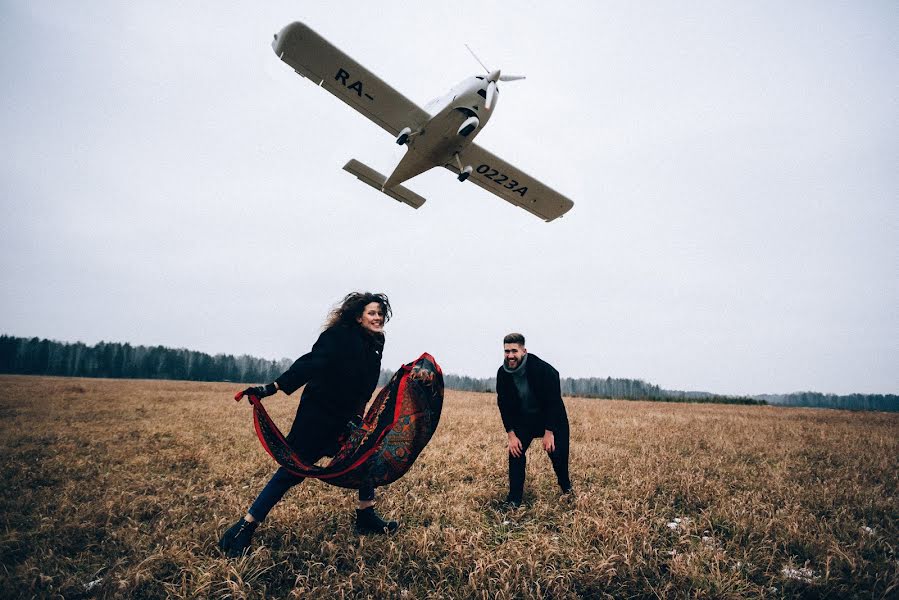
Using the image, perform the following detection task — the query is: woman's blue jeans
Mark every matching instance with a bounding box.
[249,466,375,521]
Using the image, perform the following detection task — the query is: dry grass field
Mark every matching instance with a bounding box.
[0,375,896,599]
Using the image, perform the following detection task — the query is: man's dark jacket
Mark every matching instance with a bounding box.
[496,353,568,435]
[275,324,383,450]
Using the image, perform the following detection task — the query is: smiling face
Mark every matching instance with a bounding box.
[357,301,385,335]
[503,343,527,369]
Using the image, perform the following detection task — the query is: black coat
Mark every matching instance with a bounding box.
[496,353,568,435]
[275,324,383,451]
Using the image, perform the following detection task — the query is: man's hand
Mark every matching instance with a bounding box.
[507,431,523,457]
[542,430,555,453]
[234,383,277,403]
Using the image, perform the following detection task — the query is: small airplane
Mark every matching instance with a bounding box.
[271,22,574,222]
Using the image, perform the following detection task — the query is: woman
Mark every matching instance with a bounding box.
[219,292,398,558]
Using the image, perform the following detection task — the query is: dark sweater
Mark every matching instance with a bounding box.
[496,353,568,435]
[276,324,383,425]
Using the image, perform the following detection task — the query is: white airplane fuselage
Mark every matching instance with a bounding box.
[383,76,496,189]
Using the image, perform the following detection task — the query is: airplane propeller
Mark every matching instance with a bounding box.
[465,45,525,111]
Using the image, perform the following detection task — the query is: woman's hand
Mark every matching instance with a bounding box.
[234,383,277,402]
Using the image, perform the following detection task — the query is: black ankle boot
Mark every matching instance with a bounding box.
[219,518,258,558]
[502,496,522,509]
[355,507,399,534]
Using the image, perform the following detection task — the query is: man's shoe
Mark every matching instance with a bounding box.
[502,496,522,509]
[219,518,258,558]
[355,507,399,534]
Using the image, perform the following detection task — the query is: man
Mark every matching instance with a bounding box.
[496,333,572,507]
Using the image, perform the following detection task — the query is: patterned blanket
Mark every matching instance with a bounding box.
[248,353,443,489]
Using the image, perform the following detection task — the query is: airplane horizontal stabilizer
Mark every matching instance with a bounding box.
[343,159,426,209]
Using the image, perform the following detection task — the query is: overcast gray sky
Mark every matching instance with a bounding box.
[2,1,896,396]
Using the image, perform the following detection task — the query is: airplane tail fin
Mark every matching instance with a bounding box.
[343,159,426,209]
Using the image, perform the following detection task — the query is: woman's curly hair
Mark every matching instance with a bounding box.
[324,292,392,330]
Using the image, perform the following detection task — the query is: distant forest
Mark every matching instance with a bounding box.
[1,335,895,411]
[0,335,292,385]
[436,372,765,405]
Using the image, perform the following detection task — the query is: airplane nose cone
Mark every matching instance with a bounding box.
[488,69,501,83]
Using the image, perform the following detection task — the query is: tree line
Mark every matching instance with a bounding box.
[757,392,897,412]
[3,335,729,402]
[0,335,291,384]
[418,372,763,405]
[2,335,894,411]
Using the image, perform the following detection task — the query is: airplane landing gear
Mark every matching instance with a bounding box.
[454,154,473,182]
[396,127,412,145]
[457,116,479,137]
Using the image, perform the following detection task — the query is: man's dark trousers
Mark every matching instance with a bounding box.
[508,420,571,504]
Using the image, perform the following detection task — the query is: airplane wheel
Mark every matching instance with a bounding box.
[396,133,409,145]
[458,172,470,182]
[457,116,479,137]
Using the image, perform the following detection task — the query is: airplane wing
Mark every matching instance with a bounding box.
[272,22,430,137]
[446,143,574,222]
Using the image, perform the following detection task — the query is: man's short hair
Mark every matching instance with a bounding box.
[503,332,525,346]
